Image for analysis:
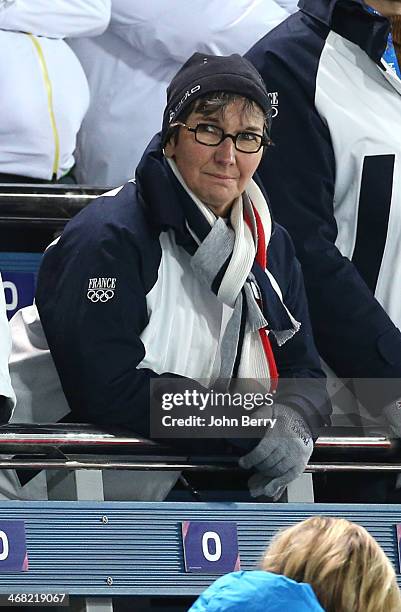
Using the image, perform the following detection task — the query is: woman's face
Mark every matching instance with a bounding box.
[165,98,265,217]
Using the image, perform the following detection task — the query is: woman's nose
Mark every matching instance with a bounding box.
[214,135,236,164]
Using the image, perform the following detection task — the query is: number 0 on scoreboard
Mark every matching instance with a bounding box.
[181,521,240,573]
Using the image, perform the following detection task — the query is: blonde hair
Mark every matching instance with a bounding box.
[261,516,401,612]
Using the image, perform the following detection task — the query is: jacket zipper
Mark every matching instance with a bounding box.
[28,34,60,181]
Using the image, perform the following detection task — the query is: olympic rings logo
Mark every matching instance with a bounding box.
[87,289,115,303]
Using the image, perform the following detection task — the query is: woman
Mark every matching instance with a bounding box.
[34,53,330,499]
[261,516,401,611]
[189,516,401,611]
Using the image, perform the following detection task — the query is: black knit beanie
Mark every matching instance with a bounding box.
[161,53,272,144]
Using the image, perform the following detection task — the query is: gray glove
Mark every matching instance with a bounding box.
[383,400,401,438]
[239,404,313,498]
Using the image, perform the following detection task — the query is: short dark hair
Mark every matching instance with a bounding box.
[165,91,271,146]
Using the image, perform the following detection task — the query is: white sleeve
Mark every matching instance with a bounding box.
[0,0,111,38]
[275,0,299,13]
[0,276,15,414]
[109,0,290,62]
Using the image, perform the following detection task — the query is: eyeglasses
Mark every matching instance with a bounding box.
[171,122,273,153]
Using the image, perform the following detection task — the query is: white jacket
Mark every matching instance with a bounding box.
[69,0,298,186]
[0,275,15,413]
[0,0,111,180]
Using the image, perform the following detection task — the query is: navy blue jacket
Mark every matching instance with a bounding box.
[246,0,401,413]
[36,136,330,445]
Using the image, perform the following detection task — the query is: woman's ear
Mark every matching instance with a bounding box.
[164,139,176,158]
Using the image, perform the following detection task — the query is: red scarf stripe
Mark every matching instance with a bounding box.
[245,202,278,390]
[261,329,279,391]
[252,204,267,269]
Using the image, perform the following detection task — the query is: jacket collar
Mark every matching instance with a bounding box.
[299,0,390,62]
[135,133,186,232]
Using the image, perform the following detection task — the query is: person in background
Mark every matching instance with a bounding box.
[189,571,324,611]
[33,53,330,500]
[189,516,401,611]
[246,0,401,501]
[0,0,111,183]
[0,273,15,422]
[68,0,299,187]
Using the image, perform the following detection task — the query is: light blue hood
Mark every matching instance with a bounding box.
[188,570,325,611]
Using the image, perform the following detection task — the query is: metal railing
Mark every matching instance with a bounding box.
[0,423,398,473]
[0,184,104,228]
